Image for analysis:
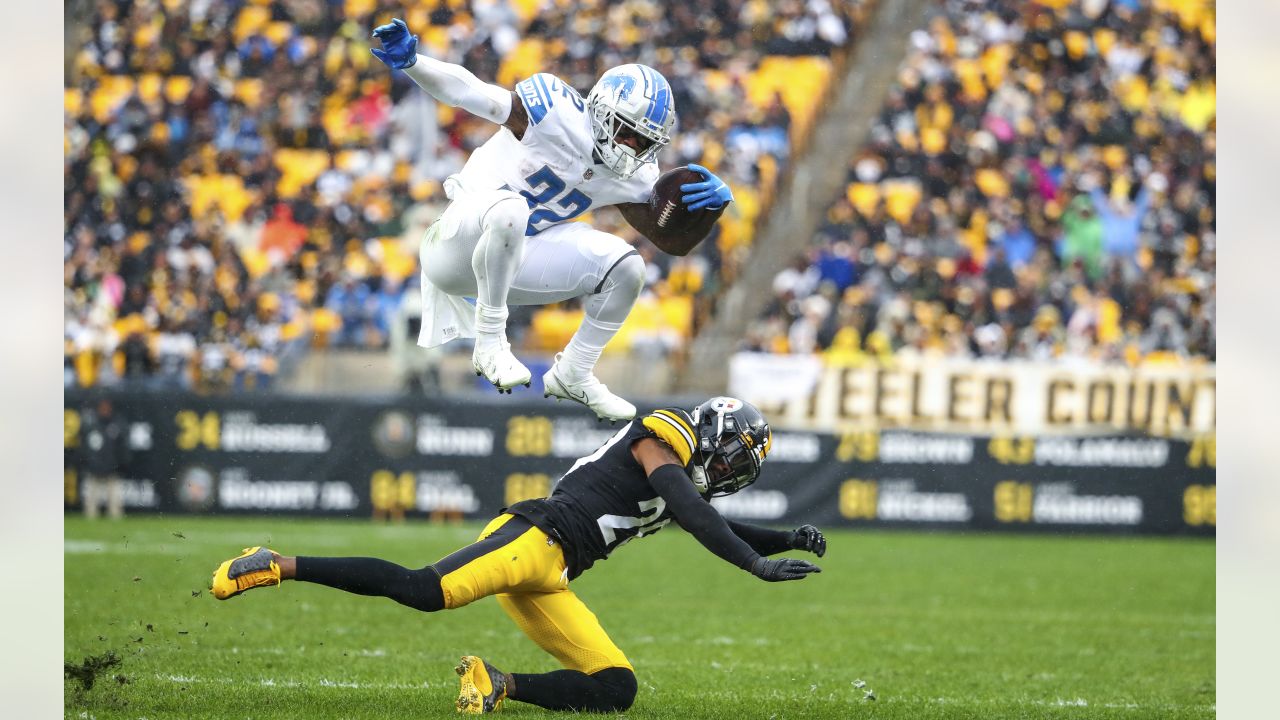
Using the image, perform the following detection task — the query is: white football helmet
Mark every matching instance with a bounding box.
[586,64,676,178]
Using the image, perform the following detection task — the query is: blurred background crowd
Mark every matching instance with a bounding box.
[64,0,864,391]
[750,0,1215,366]
[64,0,1213,394]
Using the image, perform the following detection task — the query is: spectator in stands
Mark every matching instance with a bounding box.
[80,399,127,520]
[749,0,1214,366]
[259,203,308,263]
[326,274,377,349]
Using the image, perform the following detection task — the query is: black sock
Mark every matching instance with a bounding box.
[294,556,445,612]
[509,667,637,713]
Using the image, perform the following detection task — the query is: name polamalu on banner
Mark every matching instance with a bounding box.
[728,353,1215,437]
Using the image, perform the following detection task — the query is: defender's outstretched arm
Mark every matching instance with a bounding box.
[371,19,528,136]
[727,520,827,558]
[632,438,821,581]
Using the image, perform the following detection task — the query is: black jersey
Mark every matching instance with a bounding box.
[507,408,700,579]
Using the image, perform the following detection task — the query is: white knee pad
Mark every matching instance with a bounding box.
[481,196,530,239]
[597,252,646,298]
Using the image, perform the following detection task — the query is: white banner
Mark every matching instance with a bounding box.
[728,353,1216,437]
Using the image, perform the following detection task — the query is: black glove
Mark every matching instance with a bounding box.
[750,556,822,582]
[790,524,826,557]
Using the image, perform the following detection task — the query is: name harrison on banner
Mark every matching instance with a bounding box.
[728,353,1216,437]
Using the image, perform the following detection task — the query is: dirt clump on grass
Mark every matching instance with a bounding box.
[64,650,123,692]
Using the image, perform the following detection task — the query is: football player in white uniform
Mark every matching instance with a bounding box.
[371,19,735,421]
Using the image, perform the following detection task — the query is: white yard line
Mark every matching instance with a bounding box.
[889,695,1213,712]
[155,673,434,691]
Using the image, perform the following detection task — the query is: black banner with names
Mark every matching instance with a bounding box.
[63,390,1215,537]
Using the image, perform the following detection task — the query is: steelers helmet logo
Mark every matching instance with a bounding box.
[708,397,743,413]
[373,411,415,459]
[177,466,215,512]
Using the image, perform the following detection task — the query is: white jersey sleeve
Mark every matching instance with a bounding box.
[514,73,587,134]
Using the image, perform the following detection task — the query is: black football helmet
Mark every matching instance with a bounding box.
[689,397,772,497]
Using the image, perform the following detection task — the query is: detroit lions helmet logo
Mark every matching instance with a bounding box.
[599,73,637,101]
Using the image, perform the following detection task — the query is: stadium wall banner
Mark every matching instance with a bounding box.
[63,391,1214,537]
[728,353,1216,437]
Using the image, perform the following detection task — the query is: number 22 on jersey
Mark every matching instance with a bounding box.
[504,164,594,236]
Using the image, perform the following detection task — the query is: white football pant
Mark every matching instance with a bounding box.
[417,187,645,380]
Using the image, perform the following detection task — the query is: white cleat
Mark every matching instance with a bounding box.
[472,341,531,394]
[542,354,636,422]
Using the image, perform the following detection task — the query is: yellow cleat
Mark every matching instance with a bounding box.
[455,655,507,714]
[211,547,280,600]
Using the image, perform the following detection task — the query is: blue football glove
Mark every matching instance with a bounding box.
[680,163,734,211]
[370,18,419,70]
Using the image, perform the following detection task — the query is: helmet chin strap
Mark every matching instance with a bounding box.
[690,465,709,493]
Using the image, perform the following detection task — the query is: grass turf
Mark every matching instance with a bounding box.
[64,516,1214,719]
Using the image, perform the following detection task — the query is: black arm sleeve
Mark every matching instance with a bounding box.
[726,521,794,556]
[647,464,760,571]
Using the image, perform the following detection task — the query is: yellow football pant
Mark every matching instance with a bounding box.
[436,513,633,674]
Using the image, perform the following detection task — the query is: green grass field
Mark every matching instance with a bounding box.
[64,516,1214,719]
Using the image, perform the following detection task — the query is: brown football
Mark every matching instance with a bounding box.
[648,166,706,233]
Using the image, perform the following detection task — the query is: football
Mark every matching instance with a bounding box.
[648,166,707,233]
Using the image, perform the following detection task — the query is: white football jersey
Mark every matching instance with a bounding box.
[449,73,659,236]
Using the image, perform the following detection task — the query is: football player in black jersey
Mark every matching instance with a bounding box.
[211,397,826,714]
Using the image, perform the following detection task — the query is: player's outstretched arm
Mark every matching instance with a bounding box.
[633,438,821,582]
[727,520,827,558]
[370,18,528,137]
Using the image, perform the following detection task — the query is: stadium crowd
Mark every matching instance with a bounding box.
[63,0,865,391]
[750,0,1216,366]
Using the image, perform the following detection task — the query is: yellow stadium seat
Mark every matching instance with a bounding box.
[64,88,83,115]
[701,69,731,94]
[378,239,418,282]
[241,247,272,278]
[334,149,361,171]
[264,21,294,47]
[165,76,194,104]
[980,43,1013,90]
[273,148,331,198]
[233,5,271,43]
[90,76,135,122]
[953,59,986,101]
[498,39,546,89]
[530,306,584,352]
[1063,31,1089,60]
[920,126,947,156]
[137,74,163,103]
[280,318,306,342]
[185,174,254,223]
[345,0,377,18]
[419,25,451,56]
[884,180,922,224]
[132,20,161,49]
[234,78,265,108]
[847,183,881,218]
[745,57,832,140]
[510,0,543,25]
[658,296,693,338]
[1093,28,1117,58]
[974,168,1010,199]
[1180,81,1215,133]
[309,308,343,347]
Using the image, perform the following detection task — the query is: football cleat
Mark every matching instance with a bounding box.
[211,546,280,600]
[472,340,531,393]
[455,655,507,714]
[542,354,636,421]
